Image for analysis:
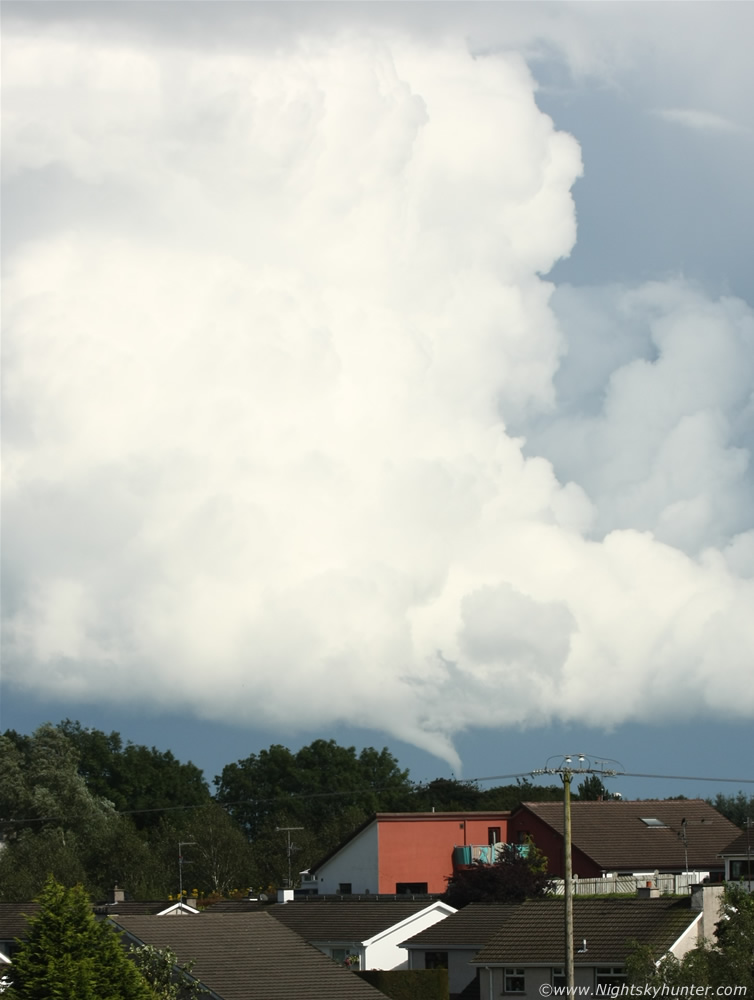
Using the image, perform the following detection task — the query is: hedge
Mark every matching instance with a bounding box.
[356,967,448,1000]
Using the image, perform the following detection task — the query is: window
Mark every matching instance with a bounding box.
[331,948,359,967]
[595,967,626,988]
[488,826,502,845]
[504,968,525,993]
[338,883,352,894]
[730,860,753,880]
[639,817,667,828]
[425,951,448,970]
[396,882,428,894]
[552,968,566,988]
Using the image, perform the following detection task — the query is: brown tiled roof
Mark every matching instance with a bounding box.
[112,912,389,999]
[472,898,699,966]
[401,902,519,949]
[717,829,754,856]
[518,800,739,871]
[265,899,447,943]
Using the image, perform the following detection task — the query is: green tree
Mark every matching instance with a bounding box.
[0,724,116,837]
[57,720,211,829]
[442,842,553,908]
[409,778,483,811]
[214,739,412,842]
[478,778,564,811]
[128,944,207,999]
[577,775,613,800]
[708,791,754,829]
[5,876,156,1000]
[148,804,256,897]
[0,724,129,901]
[626,883,754,993]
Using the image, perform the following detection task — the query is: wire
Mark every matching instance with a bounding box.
[2,769,752,825]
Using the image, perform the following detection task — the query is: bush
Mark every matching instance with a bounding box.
[356,968,448,1000]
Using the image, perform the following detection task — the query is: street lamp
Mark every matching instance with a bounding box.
[532,755,623,991]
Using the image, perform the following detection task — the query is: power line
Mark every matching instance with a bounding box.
[3,768,752,825]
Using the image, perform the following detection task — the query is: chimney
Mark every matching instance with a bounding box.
[277,888,295,904]
[690,884,724,939]
[108,885,125,904]
[637,885,660,899]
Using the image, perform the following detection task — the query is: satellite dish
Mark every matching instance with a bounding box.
[258,893,268,902]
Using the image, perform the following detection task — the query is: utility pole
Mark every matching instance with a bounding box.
[563,764,574,991]
[532,755,623,992]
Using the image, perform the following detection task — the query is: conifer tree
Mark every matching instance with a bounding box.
[6,876,156,1000]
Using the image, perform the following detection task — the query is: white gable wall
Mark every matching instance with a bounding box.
[316,821,379,895]
[364,902,455,970]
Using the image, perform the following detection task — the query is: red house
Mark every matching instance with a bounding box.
[309,812,510,896]
[507,799,739,878]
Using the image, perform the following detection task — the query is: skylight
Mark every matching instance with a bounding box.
[640,817,667,827]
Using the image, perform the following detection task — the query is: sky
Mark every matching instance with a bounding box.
[2,2,753,806]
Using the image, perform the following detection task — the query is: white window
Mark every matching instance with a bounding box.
[504,968,526,993]
[595,967,626,988]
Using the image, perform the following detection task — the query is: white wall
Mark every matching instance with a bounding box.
[316,821,379,895]
[365,903,454,970]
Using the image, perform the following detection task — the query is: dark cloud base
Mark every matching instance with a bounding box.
[3,685,751,804]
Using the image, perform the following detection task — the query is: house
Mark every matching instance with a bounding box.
[262,897,456,970]
[401,901,520,998]
[402,891,720,1000]
[0,893,197,964]
[310,811,510,895]
[0,950,10,995]
[717,828,754,886]
[507,799,740,878]
[0,904,41,964]
[471,895,707,999]
[91,885,201,917]
[112,911,391,999]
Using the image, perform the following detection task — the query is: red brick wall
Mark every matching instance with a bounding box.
[507,807,601,878]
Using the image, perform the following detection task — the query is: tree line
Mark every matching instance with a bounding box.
[1,720,751,903]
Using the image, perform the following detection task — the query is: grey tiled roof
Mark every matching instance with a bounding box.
[112,912,389,1000]
[401,903,519,949]
[472,898,699,966]
[266,899,446,942]
[0,899,191,941]
[517,800,739,871]
[93,900,194,916]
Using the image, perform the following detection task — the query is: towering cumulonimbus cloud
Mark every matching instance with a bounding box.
[3,25,753,768]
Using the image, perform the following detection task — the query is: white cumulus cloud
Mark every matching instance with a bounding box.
[2,20,753,769]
